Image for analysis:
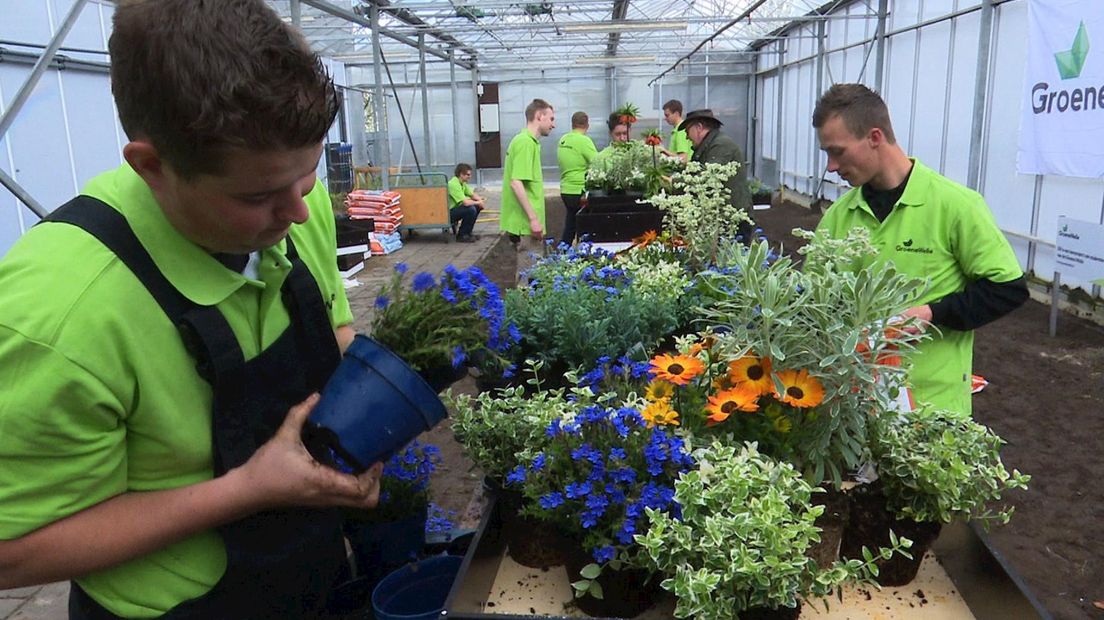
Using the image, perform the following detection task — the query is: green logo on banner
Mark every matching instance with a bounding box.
[1054,21,1090,80]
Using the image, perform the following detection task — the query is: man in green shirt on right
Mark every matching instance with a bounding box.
[661,99,693,163]
[502,98,555,282]
[556,111,597,245]
[813,83,1028,416]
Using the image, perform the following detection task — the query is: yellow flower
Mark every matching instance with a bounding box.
[704,384,761,423]
[650,354,705,386]
[727,354,774,396]
[776,369,826,408]
[771,413,793,433]
[644,379,676,402]
[641,399,680,428]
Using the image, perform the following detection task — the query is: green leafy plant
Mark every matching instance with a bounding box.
[870,406,1030,527]
[637,442,910,619]
[586,140,682,197]
[647,161,751,267]
[506,245,684,373]
[447,381,582,482]
[689,232,928,485]
[371,263,517,373]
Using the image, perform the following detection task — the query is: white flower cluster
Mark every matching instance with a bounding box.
[646,161,750,265]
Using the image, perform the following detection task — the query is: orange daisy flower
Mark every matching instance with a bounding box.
[775,369,825,408]
[650,354,705,386]
[641,399,680,428]
[704,384,761,423]
[727,354,774,395]
[687,334,717,357]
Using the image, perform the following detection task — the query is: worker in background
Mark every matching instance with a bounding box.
[661,99,693,163]
[556,111,598,245]
[501,98,555,282]
[680,108,755,242]
[448,162,485,242]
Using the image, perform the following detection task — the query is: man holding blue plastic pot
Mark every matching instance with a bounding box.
[0,1,383,617]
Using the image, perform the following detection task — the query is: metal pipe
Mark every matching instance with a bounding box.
[967,0,995,190]
[419,34,432,168]
[298,0,471,69]
[370,5,390,190]
[650,0,768,86]
[873,0,889,92]
[0,167,48,219]
[290,0,301,27]
[1027,175,1043,274]
[0,47,109,73]
[0,0,89,142]
[450,49,460,166]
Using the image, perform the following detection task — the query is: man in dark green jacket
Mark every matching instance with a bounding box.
[680,109,755,242]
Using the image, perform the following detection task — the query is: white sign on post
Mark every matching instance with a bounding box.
[1055,216,1104,287]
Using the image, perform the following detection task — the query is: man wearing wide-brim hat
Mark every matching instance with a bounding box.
[679,109,755,242]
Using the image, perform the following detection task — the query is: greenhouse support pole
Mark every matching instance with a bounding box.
[1027,175,1043,274]
[811,19,826,188]
[704,51,710,109]
[419,34,433,171]
[290,0,300,26]
[0,0,88,142]
[775,46,785,189]
[967,0,995,190]
[872,0,889,92]
[0,167,47,219]
[450,49,460,166]
[370,5,390,190]
[1049,271,1060,337]
[470,65,480,184]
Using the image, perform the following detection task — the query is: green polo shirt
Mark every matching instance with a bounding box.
[447,175,474,209]
[0,164,352,617]
[500,130,545,236]
[816,159,1022,416]
[669,127,693,159]
[557,130,598,195]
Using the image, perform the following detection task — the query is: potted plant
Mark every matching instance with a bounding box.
[637,441,910,620]
[448,382,585,568]
[747,178,773,206]
[371,263,519,392]
[502,244,687,383]
[841,406,1031,586]
[343,441,443,584]
[504,399,695,617]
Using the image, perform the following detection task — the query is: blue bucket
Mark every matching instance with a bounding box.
[306,335,448,473]
[371,555,461,620]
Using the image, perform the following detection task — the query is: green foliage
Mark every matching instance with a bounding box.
[870,407,1031,527]
[447,384,580,481]
[329,192,348,214]
[647,161,750,268]
[505,248,685,372]
[694,232,928,486]
[637,442,910,620]
[585,140,683,197]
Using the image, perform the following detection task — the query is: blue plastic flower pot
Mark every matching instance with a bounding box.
[305,335,448,473]
[371,555,461,620]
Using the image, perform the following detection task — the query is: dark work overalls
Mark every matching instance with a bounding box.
[48,197,347,619]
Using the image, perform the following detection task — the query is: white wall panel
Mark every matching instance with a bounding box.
[883,30,918,152]
[910,21,953,168]
[942,10,981,182]
[889,0,923,31]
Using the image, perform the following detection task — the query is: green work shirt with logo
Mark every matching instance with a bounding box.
[816,159,1023,417]
[447,175,474,209]
[557,130,598,195]
[500,130,545,236]
[669,127,694,159]
[0,164,352,617]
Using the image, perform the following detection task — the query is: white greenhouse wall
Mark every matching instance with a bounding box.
[754,0,1104,297]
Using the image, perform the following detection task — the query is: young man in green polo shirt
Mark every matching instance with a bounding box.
[813,83,1028,417]
[556,111,598,245]
[661,99,693,163]
[0,1,383,617]
[501,98,555,281]
[448,162,484,242]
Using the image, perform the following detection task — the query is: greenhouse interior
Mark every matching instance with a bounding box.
[0,0,1101,619]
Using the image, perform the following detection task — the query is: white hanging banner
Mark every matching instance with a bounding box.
[1017,1,1104,178]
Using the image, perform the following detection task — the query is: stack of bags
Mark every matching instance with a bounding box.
[346,190,404,256]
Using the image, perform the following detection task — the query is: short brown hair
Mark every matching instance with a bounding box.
[571,111,589,128]
[812,83,896,144]
[525,99,553,122]
[662,99,683,115]
[607,112,629,133]
[454,163,473,177]
[109,0,339,179]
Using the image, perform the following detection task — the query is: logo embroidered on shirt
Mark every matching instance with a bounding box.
[895,239,933,254]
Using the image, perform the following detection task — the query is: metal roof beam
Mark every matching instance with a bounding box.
[297,0,472,69]
[606,0,630,56]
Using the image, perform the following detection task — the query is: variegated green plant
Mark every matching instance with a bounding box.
[646,161,750,268]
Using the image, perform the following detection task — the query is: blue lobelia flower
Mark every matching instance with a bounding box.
[374,295,390,309]
[539,492,565,510]
[592,545,616,564]
[451,345,468,369]
[411,271,436,292]
[506,465,527,486]
[394,263,409,274]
